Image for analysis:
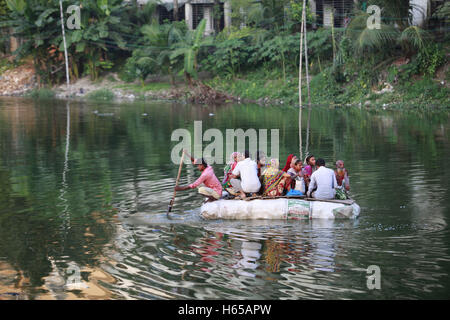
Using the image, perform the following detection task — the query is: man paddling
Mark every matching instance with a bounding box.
[174,151,222,202]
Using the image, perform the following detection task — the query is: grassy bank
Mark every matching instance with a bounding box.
[206,63,450,109]
[2,55,448,108]
[6,65,447,110]
[112,82,172,93]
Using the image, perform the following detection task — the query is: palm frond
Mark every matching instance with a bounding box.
[168,25,185,45]
[250,28,270,46]
[432,2,450,21]
[247,3,265,25]
[141,23,160,40]
[136,56,156,68]
[170,47,187,61]
[192,19,206,47]
[399,26,430,51]
[138,0,159,24]
[6,0,26,14]
[367,0,411,27]
[346,12,399,53]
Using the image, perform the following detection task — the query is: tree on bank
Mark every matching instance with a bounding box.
[0,0,11,55]
[170,19,212,85]
[5,0,133,83]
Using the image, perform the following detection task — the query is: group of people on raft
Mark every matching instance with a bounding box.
[175,150,350,203]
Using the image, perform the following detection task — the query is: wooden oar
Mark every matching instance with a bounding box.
[167,151,185,216]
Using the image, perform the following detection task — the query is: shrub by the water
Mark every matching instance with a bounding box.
[86,89,115,101]
[27,89,55,99]
[401,78,448,102]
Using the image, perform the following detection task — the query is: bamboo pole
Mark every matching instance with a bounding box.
[305,101,312,159]
[304,12,311,110]
[331,9,336,62]
[298,0,306,161]
[303,6,312,157]
[167,152,185,216]
[59,0,70,91]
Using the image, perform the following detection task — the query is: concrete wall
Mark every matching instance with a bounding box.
[309,0,317,27]
[323,4,333,27]
[184,1,230,33]
[185,2,193,29]
[224,0,232,28]
[410,0,429,26]
[203,6,214,34]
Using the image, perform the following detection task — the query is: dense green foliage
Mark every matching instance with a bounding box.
[3,0,145,84]
[0,0,10,54]
[1,0,448,106]
[0,0,8,18]
[169,19,212,83]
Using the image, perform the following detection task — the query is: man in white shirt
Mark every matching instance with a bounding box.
[307,158,337,200]
[229,150,261,199]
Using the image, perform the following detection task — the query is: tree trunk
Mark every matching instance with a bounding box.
[9,30,19,54]
[169,67,175,86]
[214,0,221,33]
[173,0,179,21]
[185,72,193,87]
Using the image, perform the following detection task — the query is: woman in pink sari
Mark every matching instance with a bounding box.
[302,155,316,192]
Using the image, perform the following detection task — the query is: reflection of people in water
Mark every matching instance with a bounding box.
[201,222,340,280]
[264,240,283,273]
[309,220,337,272]
[263,238,314,273]
[190,232,225,272]
[233,241,262,278]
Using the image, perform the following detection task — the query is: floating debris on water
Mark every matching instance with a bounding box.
[93,110,114,117]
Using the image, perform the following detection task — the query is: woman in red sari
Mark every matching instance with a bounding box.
[282,154,298,172]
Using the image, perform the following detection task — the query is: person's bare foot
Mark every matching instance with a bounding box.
[226,188,239,196]
[203,197,217,204]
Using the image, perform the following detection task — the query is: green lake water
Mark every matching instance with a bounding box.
[0,97,449,299]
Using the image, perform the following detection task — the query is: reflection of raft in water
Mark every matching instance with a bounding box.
[200,197,360,220]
